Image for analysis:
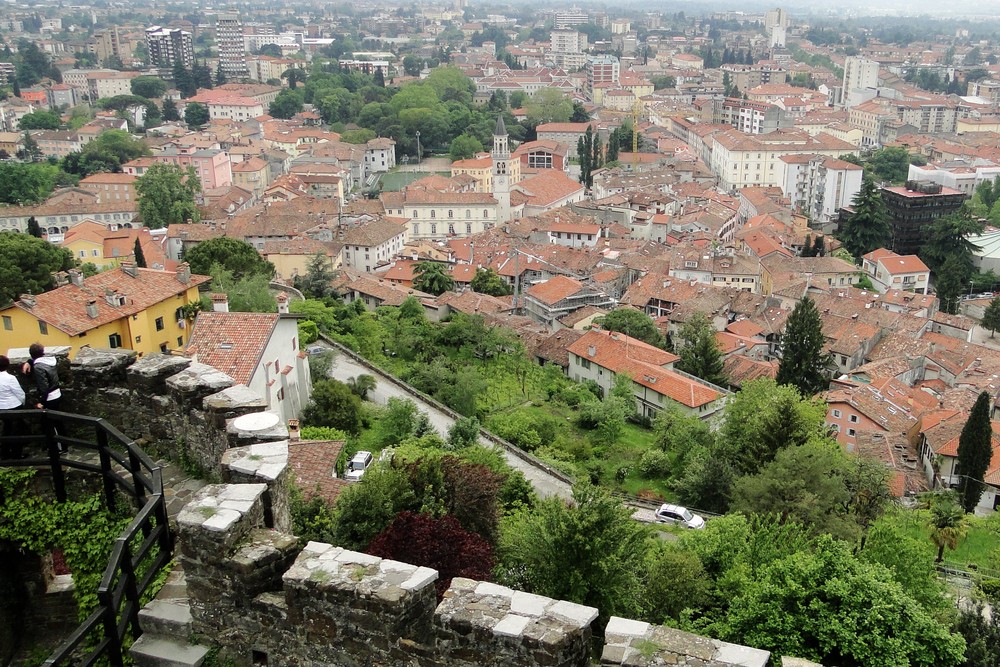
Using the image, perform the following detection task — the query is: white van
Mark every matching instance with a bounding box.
[345,451,374,482]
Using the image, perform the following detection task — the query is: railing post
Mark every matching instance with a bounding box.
[118,539,143,642]
[96,426,117,515]
[98,586,125,667]
[152,469,173,552]
[127,445,147,508]
[43,414,66,503]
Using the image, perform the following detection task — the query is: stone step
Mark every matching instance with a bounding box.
[129,635,209,667]
[138,599,193,638]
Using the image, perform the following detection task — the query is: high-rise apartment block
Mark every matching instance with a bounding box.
[216,14,250,80]
[840,57,880,108]
[586,55,619,96]
[145,26,193,69]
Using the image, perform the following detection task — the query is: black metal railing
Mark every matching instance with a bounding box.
[0,409,173,667]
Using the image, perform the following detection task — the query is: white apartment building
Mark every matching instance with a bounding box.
[710,128,858,191]
[840,57,879,108]
[340,218,408,273]
[364,137,396,173]
[145,26,193,69]
[550,30,587,54]
[778,154,864,225]
[908,161,1000,197]
[216,14,250,80]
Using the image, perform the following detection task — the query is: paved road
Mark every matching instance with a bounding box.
[327,350,572,499]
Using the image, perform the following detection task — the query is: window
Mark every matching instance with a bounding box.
[847,428,856,437]
[484,210,489,218]
[430,210,436,218]
[430,224,437,234]
[848,414,858,423]
[581,359,591,369]
[109,333,122,348]
[160,343,168,353]
[832,409,842,418]
[177,336,183,347]
[466,209,471,218]
[155,317,164,331]
[466,224,472,234]
[1,316,9,331]
[38,321,47,335]
[448,210,453,218]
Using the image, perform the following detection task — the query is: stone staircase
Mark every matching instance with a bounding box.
[129,567,211,667]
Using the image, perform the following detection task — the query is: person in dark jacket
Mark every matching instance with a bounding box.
[22,343,65,452]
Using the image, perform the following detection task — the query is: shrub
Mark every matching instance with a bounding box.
[637,449,672,479]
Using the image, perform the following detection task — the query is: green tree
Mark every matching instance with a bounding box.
[860,520,943,610]
[955,602,1000,667]
[185,237,274,280]
[162,98,180,122]
[402,54,423,76]
[215,62,227,87]
[957,391,994,513]
[732,439,856,540]
[130,75,167,99]
[281,67,305,89]
[981,295,1000,337]
[838,176,891,259]
[934,254,967,315]
[26,216,42,238]
[18,111,61,130]
[776,297,832,396]
[447,416,480,450]
[19,131,41,161]
[0,232,75,305]
[207,264,276,312]
[865,146,916,184]
[0,162,62,204]
[330,466,417,549]
[449,134,483,161]
[596,307,663,347]
[269,89,304,119]
[926,492,969,562]
[63,129,150,177]
[346,374,376,400]
[643,543,711,623]
[172,62,197,98]
[675,312,726,387]
[843,456,894,548]
[298,252,335,299]
[135,163,201,229]
[722,536,966,667]
[133,237,146,268]
[184,102,209,128]
[302,378,363,434]
[921,207,984,276]
[470,267,511,297]
[524,87,573,126]
[339,128,376,144]
[497,484,648,622]
[413,261,454,295]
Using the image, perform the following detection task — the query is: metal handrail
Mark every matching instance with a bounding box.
[0,409,173,667]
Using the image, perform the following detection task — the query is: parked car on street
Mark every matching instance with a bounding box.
[654,504,706,529]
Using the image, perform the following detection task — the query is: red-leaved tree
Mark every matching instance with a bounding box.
[367,511,495,598]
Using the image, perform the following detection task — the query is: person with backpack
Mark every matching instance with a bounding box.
[22,343,65,452]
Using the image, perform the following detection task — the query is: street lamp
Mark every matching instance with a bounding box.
[415,131,421,166]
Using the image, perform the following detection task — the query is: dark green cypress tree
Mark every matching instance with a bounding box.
[133,237,147,268]
[776,297,832,396]
[957,391,993,513]
[839,176,891,259]
[26,216,42,238]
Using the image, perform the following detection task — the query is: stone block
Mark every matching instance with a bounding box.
[128,354,192,391]
[600,619,770,667]
[177,483,266,553]
[69,347,136,381]
[167,363,235,404]
[204,385,268,423]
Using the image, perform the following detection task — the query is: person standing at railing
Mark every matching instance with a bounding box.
[0,354,27,459]
[22,343,66,453]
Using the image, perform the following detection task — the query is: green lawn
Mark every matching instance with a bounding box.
[879,509,1000,573]
[378,170,452,191]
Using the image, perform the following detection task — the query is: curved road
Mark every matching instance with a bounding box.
[327,351,572,499]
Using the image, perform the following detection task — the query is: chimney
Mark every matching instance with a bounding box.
[20,294,35,308]
[588,345,596,357]
[276,293,289,314]
[68,269,84,287]
[287,418,300,442]
[53,271,69,287]
[176,263,191,284]
[86,300,99,319]
[121,261,138,278]
[211,293,230,313]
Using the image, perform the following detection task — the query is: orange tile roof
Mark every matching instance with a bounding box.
[525,275,584,306]
[8,267,210,336]
[186,311,280,385]
[288,440,348,504]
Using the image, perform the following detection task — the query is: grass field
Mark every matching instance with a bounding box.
[879,509,1000,572]
[378,170,452,191]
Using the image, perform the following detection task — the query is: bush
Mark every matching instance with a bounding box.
[300,426,349,441]
[637,449,672,479]
[487,412,543,451]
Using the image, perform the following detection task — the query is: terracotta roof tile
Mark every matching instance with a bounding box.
[186,312,279,385]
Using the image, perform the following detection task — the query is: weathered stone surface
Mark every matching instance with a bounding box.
[600,616,770,667]
[167,363,235,401]
[127,354,192,390]
[226,413,288,446]
[69,347,135,378]
[204,385,268,414]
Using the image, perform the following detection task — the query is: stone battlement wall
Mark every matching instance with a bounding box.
[59,348,773,667]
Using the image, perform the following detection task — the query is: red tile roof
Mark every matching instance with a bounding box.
[9,267,209,336]
[525,275,584,306]
[186,312,280,385]
[288,440,348,504]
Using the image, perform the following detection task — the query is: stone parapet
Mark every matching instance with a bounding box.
[601,616,771,667]
[435,578,598,667]
[222,441,291,532]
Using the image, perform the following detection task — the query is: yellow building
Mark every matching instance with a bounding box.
[450,155,495,193]
[0,263,211,358]
[262,237,342,281]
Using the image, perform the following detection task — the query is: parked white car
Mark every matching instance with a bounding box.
[345,451,374,482]
[654,504,706,529]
